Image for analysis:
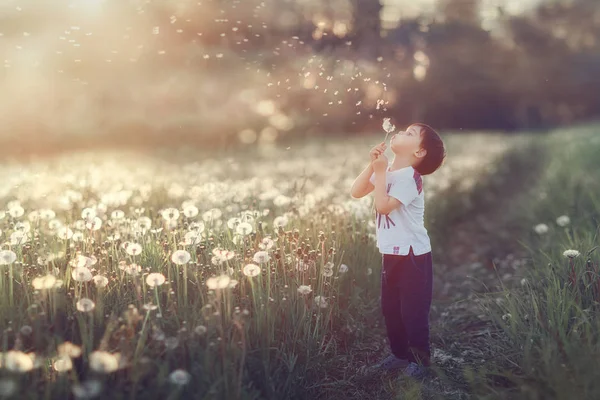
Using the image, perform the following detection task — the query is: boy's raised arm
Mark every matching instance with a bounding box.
[350,163,375,199]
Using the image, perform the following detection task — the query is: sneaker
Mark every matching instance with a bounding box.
[372,354,410,371]
[402,362,428,379]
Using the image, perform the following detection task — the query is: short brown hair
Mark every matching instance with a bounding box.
[412,123,446,176]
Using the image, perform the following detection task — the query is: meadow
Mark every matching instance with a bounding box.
[0,123,598,400]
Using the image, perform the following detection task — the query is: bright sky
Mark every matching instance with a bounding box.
[381,0,546,28]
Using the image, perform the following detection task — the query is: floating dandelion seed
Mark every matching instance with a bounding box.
[533,223,549,235]
[206,275,231,290]
[556,215,570,227]
[252,251,270,264]
[243,263,261,277]
[72,267,93,282]
[0,250,17,265]
[297,285,312,295]
[72,380,102,399]
[171,250,191,265]
[563,249,580,259]
[76,298,96,312]
[169,369,191,385]
[126,243,142,256]
[146,273,166,287]
[89,351,121,373]
[32,274,57,290]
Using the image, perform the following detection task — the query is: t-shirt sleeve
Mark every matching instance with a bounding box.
[388,175,419,206]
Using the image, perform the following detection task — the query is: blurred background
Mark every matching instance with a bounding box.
[1,0,598,156]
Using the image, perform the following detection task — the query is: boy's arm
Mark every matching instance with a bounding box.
[373,169,401,214]
[350,163,375,199]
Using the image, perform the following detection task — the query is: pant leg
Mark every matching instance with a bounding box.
[398,247,433,366]
[381,253,410,359]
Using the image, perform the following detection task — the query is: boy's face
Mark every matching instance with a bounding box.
[389,124,426,159]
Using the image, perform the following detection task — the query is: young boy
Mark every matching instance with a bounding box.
[350,123,446,378]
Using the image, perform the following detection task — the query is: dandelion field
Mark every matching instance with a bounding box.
[0,125,599,400]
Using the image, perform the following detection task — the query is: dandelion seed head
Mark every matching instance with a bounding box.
[76,298,96,312]
[563,249,580,259]
[169,369,191,385]
[243,263,261,277]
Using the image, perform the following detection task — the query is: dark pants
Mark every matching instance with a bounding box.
[381,246,433,366]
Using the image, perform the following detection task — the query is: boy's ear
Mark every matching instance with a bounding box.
[416,148,427,158]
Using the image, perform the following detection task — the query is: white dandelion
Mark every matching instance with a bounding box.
[57,341,82,358]
[85,217,103,231]
[171,250,191,265]
[563,249,580,259]
[194,325,207,335]
[297,285,312,295]
[206,274,231,290]
[160,208,180,221]
[76,298,96,312]
[3,351,35,373]
[72,267,93,282]
[313,295,328,308]
[182,205,199,218]
[81,208,97,221]
[8,205,25,218]
[93,275,109,288]
[533,223,549,235]
[125,243,143,256]
[235,222,253,236]
[0,250,17,265]
[56,227,74,240]
[169,369,191,385]
[89,351,121,373]
[32,274,57,290]
[243,263,261,277]
[184,231,202,245]
[10,231,29,245]
[252,251,270,264]
[273,215,289,228]
[110,210,125,220]
[338,264,349,273]
[53,355,73,372]
[146,273,166,287]
[259,237,275,250]
[556,215,570,227]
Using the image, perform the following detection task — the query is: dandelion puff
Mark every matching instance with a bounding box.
[236,222,253,236]
[273,215,288,228]
[72,380,103,399]
[81,208,97,221]
[125,243,142,256]
[243,263,261,277]
[8,205,25,218]
[56,226,74,240]
[382,117,395,134]
[556,215,570,227]
[259,237,274,250]
[93,275,108,288]
[0,378,17,397]
[202,208,222,222]
[228,279,239,288]
[146,273,166,287]
[314,295,328,308]
[160,208,180,221]
[89,351,121,373]
[164,337,179,350]
[211,255,226,266]
[10,231,29,246]
[58,341,82,358]
[227,217,241,229]
[171,250,191,265]
[85,217,103,231]
[533,223,549,235]
[520,278,528,286]
[206,274,231,290]
[53,355,73,372]
[366,268,373,275]
[72,267,93,282]
[194,325,207,335]
[188,221,205,233]
[339,264,349,273]
[184,231,202,245]
[124,263,142,276]
[72,231,85,242]
[169,369,191,385]
[110,210,125,220]
[4,351,35,373]
[297,285,312,295]
[20,325,32,336]
[183,205,199,218]
[563,249,580,259]
[502,313,512,321]
[76,298,96,312]
[32,274,57,290]
[252,251,270,264]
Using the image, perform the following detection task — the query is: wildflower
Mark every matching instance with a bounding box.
[58,341,82,358]
[194,325,207,335]
[53,355,73,372]
[533,223,549,235]
[243,263,261,277]
[160,208,180,221]
[72,267,93,282]
[76,298,96,312]
[313,296,328,308]
[171,250,191,265]
[146,273,166,287]
[235,222,253,236]
[563,249,580,259]
[125,243,143,256]
[89,351,121,373]
[32,274,57,290]
[339,264,349,273]
[93,275,109,288]
[3,351,35,373]
[72,380,102,399]
[169,369,191,385]
[56,227,74,240]
[297,285,312,295]
[206,275,231,290]
[252,251,270,264]
[556,215,570,227]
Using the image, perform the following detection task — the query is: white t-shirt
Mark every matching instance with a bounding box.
[369,164,431,256]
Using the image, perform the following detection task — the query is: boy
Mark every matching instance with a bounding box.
[350,123,446,379]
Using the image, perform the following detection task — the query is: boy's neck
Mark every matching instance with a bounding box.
[389,154,414,171]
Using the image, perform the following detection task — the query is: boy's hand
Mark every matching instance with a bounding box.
[372,153,389,174]
[370,142,386,162]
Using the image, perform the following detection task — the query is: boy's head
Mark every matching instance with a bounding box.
[389,123,446,175]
